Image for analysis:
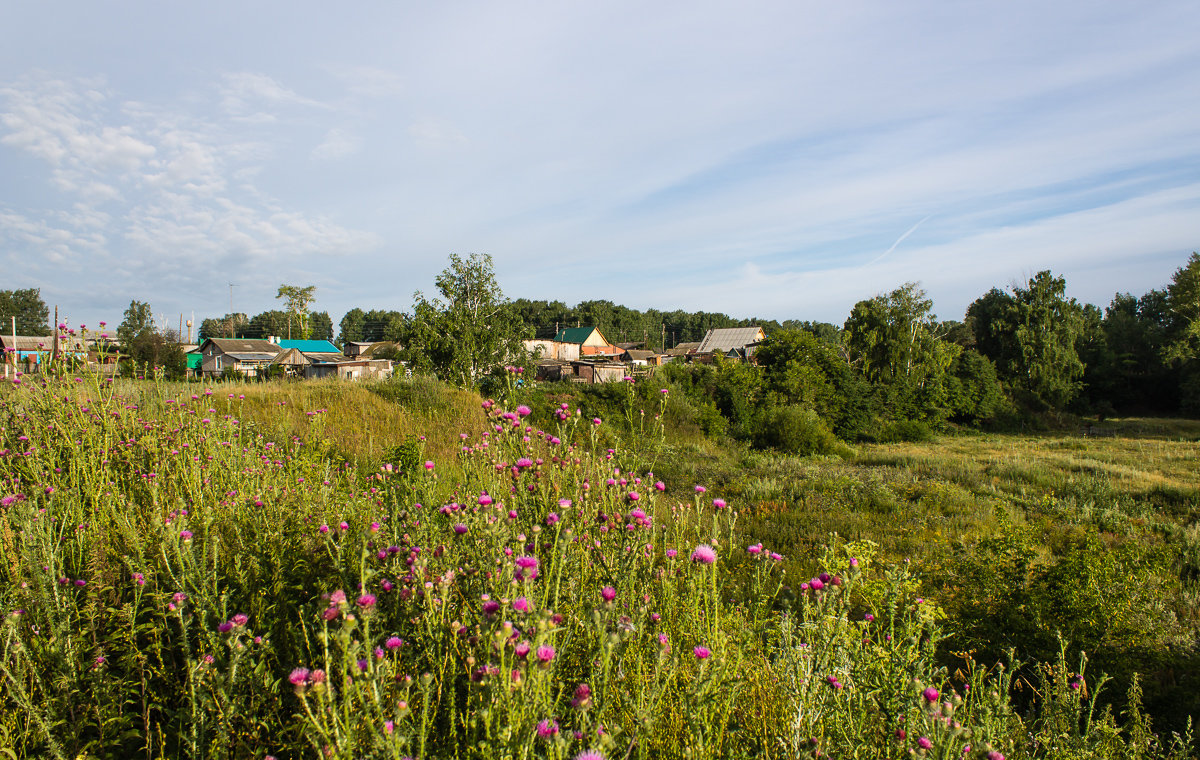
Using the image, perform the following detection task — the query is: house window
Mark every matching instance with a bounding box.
[215,356,222,371]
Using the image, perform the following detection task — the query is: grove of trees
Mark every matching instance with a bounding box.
[0,288,50,334]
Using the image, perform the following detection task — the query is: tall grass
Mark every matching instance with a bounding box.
[0,371,1194,758]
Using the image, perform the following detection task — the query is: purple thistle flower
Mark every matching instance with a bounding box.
[690,544,717,565]
[386,636,403,650]
[218,621,233,633]
[288,667,310,686]
[571,682,591,708]
[575,751,605,760]
[536,644,556,663]
[693,645,711,660]
[600,586,617,602]
[712,498,726,509]
[357,593,377,608]
[917,737,933,750]
[513,597,531,613]
[923,686,940,703]
[536,718,560,738]
[453,523,469,535]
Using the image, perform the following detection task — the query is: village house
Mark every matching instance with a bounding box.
[693,327,766,364]
[1,335,91,377]
[197,337,281,378]
[553,326,623,357]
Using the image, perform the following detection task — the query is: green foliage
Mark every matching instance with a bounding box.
[0,288,49,334]
[1165,252,1200,361]
[754,404,846,456]
[125,329,187,379]
[116,299,154,347]
[945,349,1008,424]
[337,308,406,345]
[400,253,530,387]
[968,272,1087,411]
[276,284,317,339]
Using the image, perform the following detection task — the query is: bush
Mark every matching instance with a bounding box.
[754,405,843,456]
[870,419,935,443]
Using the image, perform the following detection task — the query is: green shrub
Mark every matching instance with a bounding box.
[754,405,843,456]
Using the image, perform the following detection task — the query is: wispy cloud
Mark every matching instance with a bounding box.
[0,72,379,314]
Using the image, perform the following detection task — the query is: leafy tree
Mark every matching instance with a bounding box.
[309,311,333,342]
[338,308,366,345]
[126,328,187,379]
[199,313,248,340]
[1164,252,1200,354]
[117,300,154,347]
[968,271,1086,411]
[399,253,530,387]
[0,288,50,334]
[944,349,1007,424]
[276,284,317,339]
[843,283,959,421]
[243,310,298,340]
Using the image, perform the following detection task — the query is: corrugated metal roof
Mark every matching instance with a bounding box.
[305,353,348,364]
[697,327,765,353]
[227,352,279,361]
[554,327,599,344]
[204,338,281,354]
[279,339,340,353]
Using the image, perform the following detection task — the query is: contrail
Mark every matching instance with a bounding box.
[865,214,933,267]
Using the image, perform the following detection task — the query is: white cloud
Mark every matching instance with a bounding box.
[0,73,380,314]
[312,127,361,161]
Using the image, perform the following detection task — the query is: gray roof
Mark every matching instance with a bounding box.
[271,348,312,366]
[697,327,765,354]
[203,338,281,355]
[304,352,349,364]
[0,335,89,352]
[665,341,700,355]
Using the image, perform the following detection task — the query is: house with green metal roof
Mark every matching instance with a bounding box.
[552,327,621,357]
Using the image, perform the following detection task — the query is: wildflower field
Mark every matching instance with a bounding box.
[1,371,1196,759]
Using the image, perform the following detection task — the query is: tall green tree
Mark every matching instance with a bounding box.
[276,284,317,339]
[1164,252,1200,360]
[117,300,154,347]
[755,328,876,438]
[126,328,187,379]
[199,313,248,341]
[0,288,50,334]
[843,283,959,421]
[400,253,530,387]
[309,311,333,342]
[968,271,1086,411]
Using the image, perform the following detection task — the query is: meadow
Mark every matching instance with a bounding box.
[1,370,1196,759]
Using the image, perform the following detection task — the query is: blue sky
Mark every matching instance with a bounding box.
[2,0,1198,333]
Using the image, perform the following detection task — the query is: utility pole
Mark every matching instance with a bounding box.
[228,283,237,338]
[53,306,59,363]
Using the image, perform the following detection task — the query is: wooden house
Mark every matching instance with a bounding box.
[198,338,281,378]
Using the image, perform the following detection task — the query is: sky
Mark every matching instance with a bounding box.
[2,1,1198,334]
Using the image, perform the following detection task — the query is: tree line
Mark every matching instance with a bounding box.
[6,250,1198,425]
